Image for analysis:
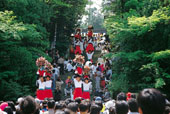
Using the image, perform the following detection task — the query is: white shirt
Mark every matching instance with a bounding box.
[74,79,82,88]
[86,52,94,60]
[53,67,59,75]
[85,61,92,67]
[67,63,73,71]
[75,41,80,46]
[98,58,104,65]
[91,65,97,74]
[80,42,84,51]
[88,39,93,43]
[38,80,45,90]
[45,80,52,88]
[64,61,68,66]
[83,82,92,91]
[0,110,7,114]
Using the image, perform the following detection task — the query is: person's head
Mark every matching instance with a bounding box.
[67,102,78,113]
[127,98,138,112]
[4,106,13,114]
[90,104,101,114]
[95,101,103,111]
[115,100,129,114]
[40,76,44,82]
[117,92,127,101]
[20,96,36,114]
[47,100,55,109]
[64,108,72,114]
[68,82,71,86]
[42,100,48,109]
[164,105,170,114]
[46,76,50,81]
[105,88,108,92]
[65,98,73,106]
[57,77,61,81]
[84,78,89,83]
[88,50,92,54]
[55,110,65,114]
[109,107,116,114]
[52,69,55,73]
[137,88,166,114]
[76,75,81,81]
[55,102,66,111]
[7,101,16,111]
[79,100,90,113]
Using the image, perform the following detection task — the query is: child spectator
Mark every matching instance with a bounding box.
[65,76,72,85]
[64,82,73,97]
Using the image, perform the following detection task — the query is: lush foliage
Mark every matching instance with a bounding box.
[0,0,87,101]
[103,0,170,98]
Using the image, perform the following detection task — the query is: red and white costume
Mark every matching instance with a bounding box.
[73,78,83,99]
[82,82,92,99]
[88,31,93,38]
[86,52,94,63]
[75,41,81,55]
[86,39,94,52]
[76,63,83,75]
[44,80,53,98]
[44,71,52,77]
[75,33,81,41]
[37,69,45,77]
[36,80,45,100]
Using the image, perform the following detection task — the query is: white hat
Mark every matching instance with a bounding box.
[105,100,115,109]
[17,97,24,104]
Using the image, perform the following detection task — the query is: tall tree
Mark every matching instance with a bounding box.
[103,0,170,98]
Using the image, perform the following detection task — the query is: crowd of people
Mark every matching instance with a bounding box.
[0,88,170,114]
[33,25,113,102]
[1,25,170,114]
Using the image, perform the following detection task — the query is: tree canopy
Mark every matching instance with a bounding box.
[0,0,87,101]
[103,0,170,98]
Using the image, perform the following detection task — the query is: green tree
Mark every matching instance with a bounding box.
[103,0,170,98]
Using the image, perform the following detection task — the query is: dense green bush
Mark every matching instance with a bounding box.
[103,0,170,98]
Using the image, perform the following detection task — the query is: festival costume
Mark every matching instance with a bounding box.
[75,34,81,41]
[37,68,45,77]
[44,71,52,77]
[82,81,92,99]
[75,28,82,41]
[86,39,94,52]
[44,80,53,98]
[36,57,46,77]
[76,63,83,75]
[36,80,45,100]
[73,78,83,99]
[88,31,93,38]
[73,55,85,75]
[75,41,81,55]
[86,52,94,63]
